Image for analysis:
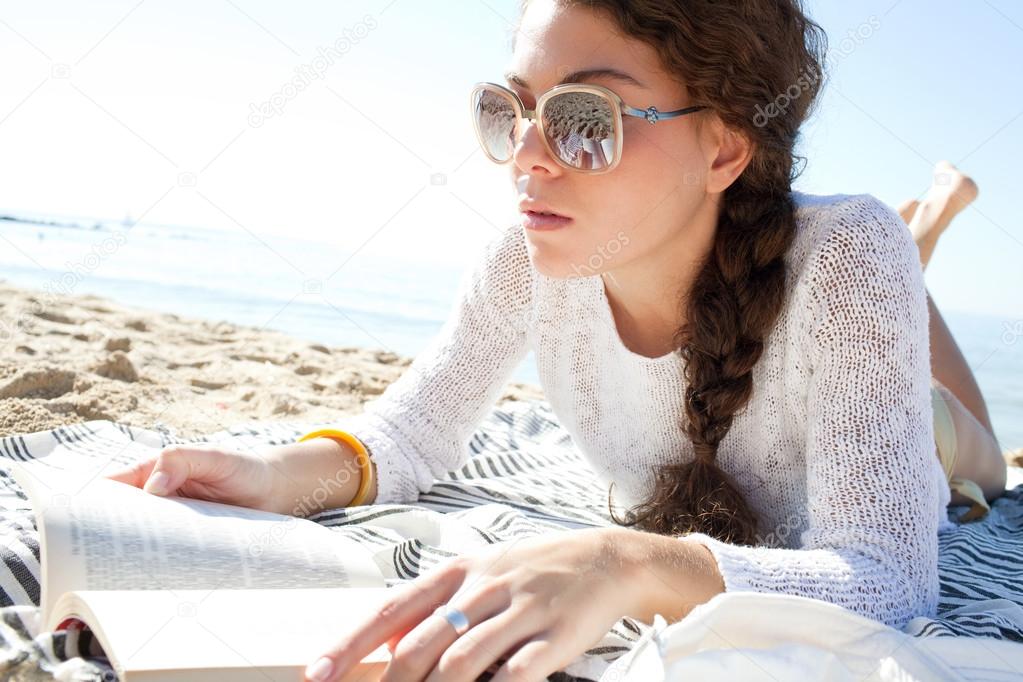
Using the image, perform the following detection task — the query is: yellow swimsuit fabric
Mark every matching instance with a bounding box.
[931,386,991,522]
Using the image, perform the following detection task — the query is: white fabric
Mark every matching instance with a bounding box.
[333,190,952,631]
[599,591,1023,682]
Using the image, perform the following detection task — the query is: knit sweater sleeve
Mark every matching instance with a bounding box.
[328,223,534,505]
[677,194,940,630]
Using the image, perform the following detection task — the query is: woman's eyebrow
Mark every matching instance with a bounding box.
[504,67,646,90]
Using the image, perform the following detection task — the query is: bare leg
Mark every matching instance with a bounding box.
[900,161,1007,500]
[900,160,979,271]
[933,380,1007,503]
[899,162,992,431]
[896,198,920,226]
[928,295,1006,502]
[925,292,995,435]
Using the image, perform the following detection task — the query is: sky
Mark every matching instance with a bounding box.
[1,0,1022,321]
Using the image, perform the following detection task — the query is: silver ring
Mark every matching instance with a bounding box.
[433,603,471,636]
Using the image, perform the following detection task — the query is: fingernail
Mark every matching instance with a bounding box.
[145,471,170,495]
[305,656,333,682]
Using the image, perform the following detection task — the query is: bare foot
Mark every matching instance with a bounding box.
[907,161,979,269]
[897,198,920,225]
[928,160,979,221]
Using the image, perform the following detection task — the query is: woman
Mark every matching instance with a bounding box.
[107,1,1009,680]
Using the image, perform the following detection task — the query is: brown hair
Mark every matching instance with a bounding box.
[518,0,828,544]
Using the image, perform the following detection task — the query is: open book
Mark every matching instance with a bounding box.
[7,458,393,681]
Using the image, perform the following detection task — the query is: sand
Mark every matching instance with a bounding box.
[2,278,1020,469]
[0,279,543,439]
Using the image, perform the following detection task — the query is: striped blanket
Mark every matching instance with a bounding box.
[1,398,1021,681]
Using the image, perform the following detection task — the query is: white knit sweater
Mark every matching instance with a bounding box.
[333,190,952,630]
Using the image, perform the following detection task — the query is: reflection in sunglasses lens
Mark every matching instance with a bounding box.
[543,91,616,170]
[474,88,517,162]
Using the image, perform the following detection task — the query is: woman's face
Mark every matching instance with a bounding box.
[506,0,719,280]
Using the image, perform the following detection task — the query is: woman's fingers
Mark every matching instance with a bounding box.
[305,561,465,682]
[148,445,241,495]
[103,458,157,489]
[104,445,233,495]
[421,603,538,682]
[489,632,563,682]
[385,580,513,682]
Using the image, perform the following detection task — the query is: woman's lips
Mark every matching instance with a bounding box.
[521,210,572,231]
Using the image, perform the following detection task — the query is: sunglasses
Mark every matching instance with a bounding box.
[470,81,707,174]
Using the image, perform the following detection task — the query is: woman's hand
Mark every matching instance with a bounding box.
[304,526,647,682]
[103,443,291,513]
[104,434,370,515]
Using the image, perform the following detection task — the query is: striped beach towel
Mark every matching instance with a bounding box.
[1,398,1021,680]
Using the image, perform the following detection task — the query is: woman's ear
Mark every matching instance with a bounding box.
[704,119,754,195]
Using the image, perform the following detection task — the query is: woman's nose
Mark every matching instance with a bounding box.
[512,118,564,177]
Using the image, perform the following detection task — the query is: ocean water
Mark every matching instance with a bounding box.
[1,216,1020,452]
[0,213,521,371]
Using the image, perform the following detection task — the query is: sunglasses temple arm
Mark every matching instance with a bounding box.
[622,104,706,123]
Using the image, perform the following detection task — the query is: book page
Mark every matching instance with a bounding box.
[51,588,392,681]
[9,461,385,622]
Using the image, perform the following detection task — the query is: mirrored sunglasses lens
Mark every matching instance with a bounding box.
[542,91,616,170]
[473,88,517,162]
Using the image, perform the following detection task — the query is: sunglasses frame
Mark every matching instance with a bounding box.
[470,81,707,174]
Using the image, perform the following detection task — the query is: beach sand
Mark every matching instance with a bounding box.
[3,278,1020,470]
[0,279,543,439]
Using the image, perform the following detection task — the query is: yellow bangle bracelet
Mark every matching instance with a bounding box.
[298,428,375,507]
